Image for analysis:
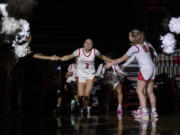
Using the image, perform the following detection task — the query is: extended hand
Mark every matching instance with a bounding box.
[104,62,113,69]
[50,55,60,61]
[58,57,63,61]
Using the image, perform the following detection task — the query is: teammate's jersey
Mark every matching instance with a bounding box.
[73,48,100,77]
[68,63,77,75]
[66,63,77,83]
[126,42,155,70]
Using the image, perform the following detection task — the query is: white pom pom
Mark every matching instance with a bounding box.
[160,33,176,54]
[0,17,20,35]
[13,19,30,43]
[13,43,30,58]
[19,19,30,32]
[19,19,30,38]
[168,17,180,34]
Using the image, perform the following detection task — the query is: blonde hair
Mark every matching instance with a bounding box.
[130,29,145,45]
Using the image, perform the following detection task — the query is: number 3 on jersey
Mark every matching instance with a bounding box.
[85,63,89,69]
[142,45,149,53]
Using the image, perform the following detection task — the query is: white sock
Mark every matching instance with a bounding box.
[152,121,156,128]
[142,108,148,113]
[151,108,156,113]
[118,104,122,109]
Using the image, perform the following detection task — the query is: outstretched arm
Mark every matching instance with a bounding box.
[59,53,75,62]
[27,50,60,61]
[113,54,130,65]
[105,54,130,69]
[123,55,136,67]
[97,54,113,63]
[105,46,138,69]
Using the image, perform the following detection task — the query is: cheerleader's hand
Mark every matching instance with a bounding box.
[104,62,113,69]
[49,55,60,61]
[57,57,62,61]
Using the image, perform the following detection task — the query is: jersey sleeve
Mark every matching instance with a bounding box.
[123,55,136,67]
[73,48,80,57]
[95,48,101,56]
[126,46,139,57]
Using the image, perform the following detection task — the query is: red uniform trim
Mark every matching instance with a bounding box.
[82,48,92,57]
[78,48,81,56]
[75,76,78,83]
[138,71,147,81]
[135,45,140,53]
[74,64,77,69]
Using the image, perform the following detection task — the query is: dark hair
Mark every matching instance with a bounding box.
[83,38,94,45]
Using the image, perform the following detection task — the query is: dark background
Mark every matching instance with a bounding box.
[27,0,180,57]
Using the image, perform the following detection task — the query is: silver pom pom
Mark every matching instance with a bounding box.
[13,42,30,58]
[168,17,180,34]
[160,33,176,54]
[11,19,31,58]
[13,19,30,43]
[0,17,20,35]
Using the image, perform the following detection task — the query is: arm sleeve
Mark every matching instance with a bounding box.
[125,46,138,57]
[123,55,136,67]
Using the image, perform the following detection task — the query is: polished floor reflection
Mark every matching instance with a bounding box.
[1,111,180,135]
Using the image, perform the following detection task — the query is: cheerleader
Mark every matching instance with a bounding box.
[122,41,157,116]
[105,29,158,120]
[59,38,113,115]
